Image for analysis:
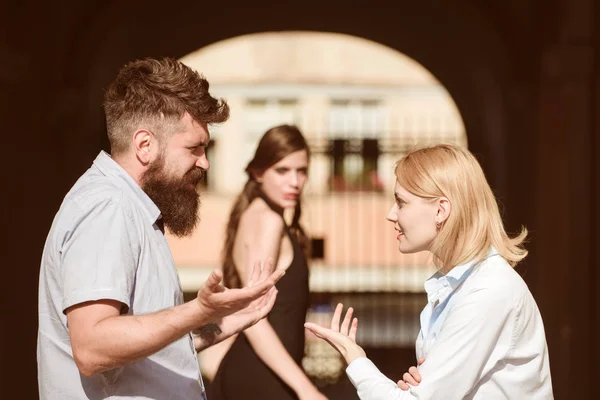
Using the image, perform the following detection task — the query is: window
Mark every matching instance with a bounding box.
[242,98,301,167]
[245,98,300,139]
[327,99,385,191]
[330,138,383,192]
[328,99,384,139]
[311,237,325,260]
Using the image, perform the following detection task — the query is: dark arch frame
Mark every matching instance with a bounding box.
[65,1,524,205]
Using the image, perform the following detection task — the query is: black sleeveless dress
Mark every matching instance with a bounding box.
[208,195,310,400]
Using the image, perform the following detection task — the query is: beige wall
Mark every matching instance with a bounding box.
[180,32,438,86]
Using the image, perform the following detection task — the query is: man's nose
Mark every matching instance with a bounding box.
[196,154,209,170]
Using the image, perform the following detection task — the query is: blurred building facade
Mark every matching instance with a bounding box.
[172,32,468,382]
[171,32,466,295]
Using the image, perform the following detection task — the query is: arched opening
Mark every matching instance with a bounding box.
[168,31,468,388]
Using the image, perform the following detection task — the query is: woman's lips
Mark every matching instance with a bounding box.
[395,228,404,240]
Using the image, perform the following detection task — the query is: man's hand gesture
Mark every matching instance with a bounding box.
[193,258,284,350]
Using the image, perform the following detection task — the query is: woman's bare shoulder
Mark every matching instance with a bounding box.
[239,197,285,235]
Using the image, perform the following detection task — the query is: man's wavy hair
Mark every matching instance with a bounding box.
[104,57,229,154]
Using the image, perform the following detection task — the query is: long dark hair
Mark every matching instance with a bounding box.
[222,125,311,288]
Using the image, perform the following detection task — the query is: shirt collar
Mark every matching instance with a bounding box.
[424,247,499,306]
[92,151,162,225]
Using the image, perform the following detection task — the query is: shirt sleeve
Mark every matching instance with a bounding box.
[60,197,139,313]
[346,357,416,400]
[346,286,516,400]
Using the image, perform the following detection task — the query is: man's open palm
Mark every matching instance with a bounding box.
[195,258,284,322]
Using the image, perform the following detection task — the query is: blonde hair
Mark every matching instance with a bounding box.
[395,144,527,270]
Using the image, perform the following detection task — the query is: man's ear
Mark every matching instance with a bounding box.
[133,129,154,164]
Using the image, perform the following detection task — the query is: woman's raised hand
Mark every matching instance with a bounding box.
[304,303,365,365]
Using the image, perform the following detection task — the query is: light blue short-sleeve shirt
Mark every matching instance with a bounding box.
[37,151,205,399]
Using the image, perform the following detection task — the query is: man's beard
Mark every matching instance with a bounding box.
[140,155,204,238]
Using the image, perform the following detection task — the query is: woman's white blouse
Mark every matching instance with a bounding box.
[345,249,553,399]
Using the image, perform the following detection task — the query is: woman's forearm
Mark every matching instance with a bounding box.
[244,319,315,394]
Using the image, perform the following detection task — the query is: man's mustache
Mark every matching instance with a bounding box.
[185,168,205,185]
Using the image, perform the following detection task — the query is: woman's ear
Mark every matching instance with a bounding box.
[252,171,264,183]
[436,197,451,224]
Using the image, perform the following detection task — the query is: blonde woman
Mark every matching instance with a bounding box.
[305,144,553,399]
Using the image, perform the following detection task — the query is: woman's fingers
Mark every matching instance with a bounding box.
[340,307,354,335]
[403,371,418,386]
[305,322,331,338]
[307,304,359,351]
[305,323,346,346]
[397,380,409,390]
[408,366,421,382]
[349,318,358,341]
[396,364,422,390]
[305,321,366,365]
[330,303,343,331]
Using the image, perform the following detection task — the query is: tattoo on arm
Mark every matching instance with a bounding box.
[193,323,223,346]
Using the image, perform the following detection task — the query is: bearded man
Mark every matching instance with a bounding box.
[37,57,284,400]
